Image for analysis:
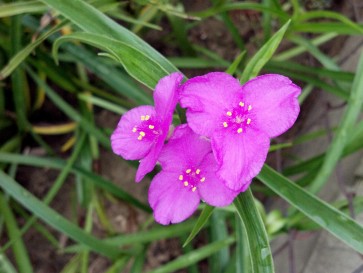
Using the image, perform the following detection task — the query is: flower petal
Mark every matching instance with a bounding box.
[198,153,240,206]
[111,106,156,160]
[158,125,212,172]
[154,72,183,120]
[180,72,241,137]
[241,74,301,138]
[211,128,270,191]
[149,171,200,225]
[135,137,164,182]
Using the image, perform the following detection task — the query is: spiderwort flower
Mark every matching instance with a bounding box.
[149,125,239,225]
[180,73,301,191]
[111,72,183,182]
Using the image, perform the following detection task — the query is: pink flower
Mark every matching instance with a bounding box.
[111,72,183,182]
[180,73,301,191]
[149,125,239,225]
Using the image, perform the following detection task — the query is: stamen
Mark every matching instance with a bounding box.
[137,136,143,140]
[139,131,145,137]
[247,118,251,124]
[186,169,191,174]
[132,127,137,133]
[179,175,183,181]
[145,115,150,121]
[196,169,201,174]
[141,115,145,121]
[239,102,245,107]
[192,187,197,192]
[148,125,155,129]
[184,181,189,186]
[226,111,232,116]
[200,177,205,182]
[237,128,243,133]
[223,122,228,128]
[248,105,252,111]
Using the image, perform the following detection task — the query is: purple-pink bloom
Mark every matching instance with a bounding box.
[180,73,301,191]
[149,125,239,225]
[111,72,183,182]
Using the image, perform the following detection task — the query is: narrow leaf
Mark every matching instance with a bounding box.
[0,170,122,259]
[240,20,290,83]
[234,189,274,273]
[39,0,178,75]
[53,32,170,89]
[148,238,235,273]
[309,50,363,193]
[258,165,363,254]
[183,205,214,247]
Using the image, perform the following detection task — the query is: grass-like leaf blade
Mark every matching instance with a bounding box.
[53,32,170,89]
[240,20,290,83]
[183,205,214,247]
[39,0,178,79]
[234,189,274,273]
[258,164,363,254]
[0,170,123,259]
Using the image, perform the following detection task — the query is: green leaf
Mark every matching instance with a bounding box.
[296,11,363,34]
[0,193,34,273]
[0,1,46,18]
[78,94,127,115]
[258,165,363,254]
[0,152,151,213]
[288,35,340,70]
[292,22,363,35]
[210,210,230,272]
[0,21,67,80]
[234,189,274,273]
[226,51,246,75]
[65,219,198,253]
[26,67,111,148]
[308,50,363,193]
[0,170,123,259]
[193,2,289,20]
[240,20,290,83]
[183,205,214,247]
[39,0,178,78]
[235,213,251,273]
[0,254,18,273]
[273,32,337,61]
[53,32,170,89]
[148,237,235,273]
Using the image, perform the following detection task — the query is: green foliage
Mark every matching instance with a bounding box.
[0,0,363,272]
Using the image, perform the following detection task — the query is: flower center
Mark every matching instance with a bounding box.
[178,168,206,192]
[132,114,161,141]
[222,101,252,134]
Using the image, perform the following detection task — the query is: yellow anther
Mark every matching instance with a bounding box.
[239,102,245,107]
[137,136,143,140]
[248,105,252,111]
[145,115,150,121]
[141,115,145,121]
[132,127,137,133]
[184,181,189,186]
[179,175,183,181]
[223,122,228,128]
[237,128,243,133]
[148,125,155,129]
[247,118,251,125]
[186,169,191,174]
[226,111,232,116]
[200,177,205,182]
[196,169,201,174]
[139,131,145,137]
[192,187,197,192]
